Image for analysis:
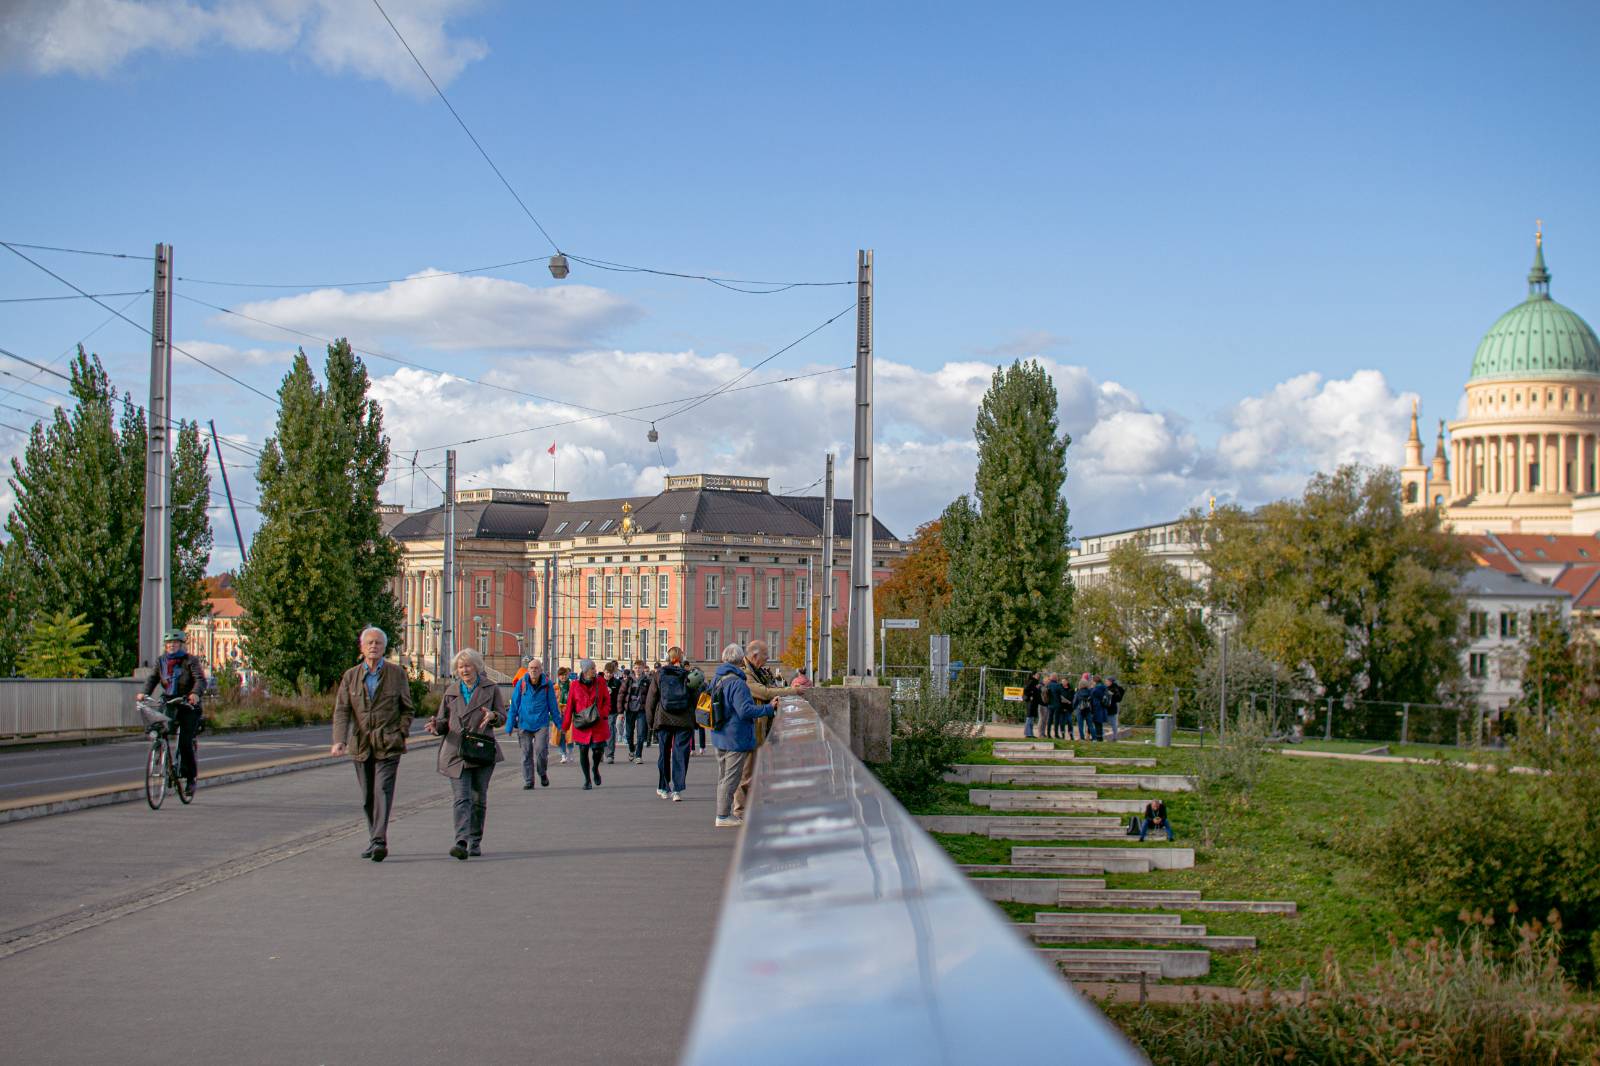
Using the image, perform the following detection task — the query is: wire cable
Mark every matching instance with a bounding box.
[0,242,280,404]
[371,0,560,254]
[0,290,149,304]
[175,257,548,291]
[0,241,154,261]
[176,291,651,423]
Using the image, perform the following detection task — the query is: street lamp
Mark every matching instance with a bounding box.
[1213,606,1236,738]
[548,254,570,279]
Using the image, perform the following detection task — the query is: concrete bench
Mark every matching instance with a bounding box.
[947,766,1196,791]
[1038,947,1209,980]
[1056,889,1296,914]
[1037,912,1184,927]
[994,752,1159,767]
[1013,845,1194,871]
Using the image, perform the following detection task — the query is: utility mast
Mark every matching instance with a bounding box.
[819,452,835,682]
[138,243,174,669]
[846,250,875,677]
[442,450,457,676]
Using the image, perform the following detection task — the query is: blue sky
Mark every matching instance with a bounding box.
[2,1,1598,567]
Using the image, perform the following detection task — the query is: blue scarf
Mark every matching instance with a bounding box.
[160,651,189,697]
[458,680,478,704]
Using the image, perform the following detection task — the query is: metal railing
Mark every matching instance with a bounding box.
[680,696,1141,1066]
[0,678,148,736]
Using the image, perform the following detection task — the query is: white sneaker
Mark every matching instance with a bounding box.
[560,754,570,764]
[656,788,670,800]
[670,791,682,802]
[714,815,743,828]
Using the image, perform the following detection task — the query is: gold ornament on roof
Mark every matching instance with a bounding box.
[619,501,637,543]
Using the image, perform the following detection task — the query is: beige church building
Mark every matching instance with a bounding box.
[1402,228,1600,534]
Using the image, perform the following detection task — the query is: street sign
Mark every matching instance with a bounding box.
[1002,686,1025,702]
[882,618,920,630]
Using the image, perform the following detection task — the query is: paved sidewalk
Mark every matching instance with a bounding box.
[0,747,735,1065]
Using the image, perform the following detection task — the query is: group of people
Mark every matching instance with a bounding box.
[330,626,805,861]
[1021,672,1124,741]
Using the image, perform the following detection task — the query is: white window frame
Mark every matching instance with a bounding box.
[476,620,489,655]
[622,575,633,608]
[658,629,669,661]
[704,629,720,662]
[705,574,719,608]
[766,575,780,609]
[658,574,670,608]
[621,629,633,660]
[736,575,750,609]
[475,576,490,609]
[639,629,650,662]
[604,628,616,660]
[585,628,597,659]
[424,576,434,611]
[766,630,780,655]
[640,574,651,608]
[587,575,598,609]
[605,575,616,610]
[796,573,809,601]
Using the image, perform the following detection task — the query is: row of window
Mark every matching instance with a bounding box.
[703,573,809,609]
[586,573,672,609]
[1470,386,1597,415]
[577,628,787,664]
[1466,610,1520,639]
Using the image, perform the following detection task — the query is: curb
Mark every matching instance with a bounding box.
[0,736,443,825]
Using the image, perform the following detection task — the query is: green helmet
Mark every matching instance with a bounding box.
[163,629,187,643]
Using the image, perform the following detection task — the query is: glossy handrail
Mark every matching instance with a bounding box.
[680,696,1144,1066]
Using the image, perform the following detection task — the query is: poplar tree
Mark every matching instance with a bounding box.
[235,341,401,693]
[942,360,1073,669]
[0,350,212,676]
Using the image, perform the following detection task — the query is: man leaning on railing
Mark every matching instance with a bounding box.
[709,644,774,830]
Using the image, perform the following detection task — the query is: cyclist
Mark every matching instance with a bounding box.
[140,629,206,800]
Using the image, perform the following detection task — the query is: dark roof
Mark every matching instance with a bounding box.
[385,487,901,543]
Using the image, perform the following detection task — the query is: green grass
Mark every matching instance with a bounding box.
[921,737,1440,989]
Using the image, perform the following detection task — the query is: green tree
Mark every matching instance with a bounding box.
[235,341,402,693]
[1507,610,1599,734]
[19,609,98,678]
[1061,540,1211,687]
[0,349,210,676]
[1186,464,1469,714]
[873,519,952,670]
[941,360,1073,670]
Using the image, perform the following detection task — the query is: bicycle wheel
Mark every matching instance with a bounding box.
[145,739,168,810]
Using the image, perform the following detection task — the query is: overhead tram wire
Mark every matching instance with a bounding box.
[0,242,280,404]
[175,291,653,424]
[367,1,847,296]
[0,290,149,304]
[0,241,154,261]
[174,256,551,291]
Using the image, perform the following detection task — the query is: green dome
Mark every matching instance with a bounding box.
[1468,238,1600,381]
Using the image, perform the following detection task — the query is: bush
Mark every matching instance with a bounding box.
[1355,700,1600,984]
[872,684,980,809]
[1107,919,1600,1065]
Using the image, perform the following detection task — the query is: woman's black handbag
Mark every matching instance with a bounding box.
[458,708,497,767]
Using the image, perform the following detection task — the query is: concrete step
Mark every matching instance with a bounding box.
[991,825,1142,841]
[1036,912,1184,927]
[1014,845,1194,871]
[1058,967,1165,984]
[961,859,1153,875]
[969,877,1105,905]
[1056,890,1296,914]
[972,789,1102,804]
[916,814,1125,833]
[974,789,1156,814]
[1058,888,1203,904]
[1038,947,1210,980]
[992,742,1059,752]
[1026,925,1256,951]
[996,752,1159,767]
[948,766,1195,791]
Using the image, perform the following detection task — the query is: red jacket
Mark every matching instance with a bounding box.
[563,674,611,744]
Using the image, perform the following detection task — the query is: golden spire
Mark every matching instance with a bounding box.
[1536,218,1543,248]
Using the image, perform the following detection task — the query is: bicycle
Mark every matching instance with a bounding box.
[139,695,197,810]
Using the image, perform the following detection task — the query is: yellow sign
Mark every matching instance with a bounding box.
[1002,686,1025,702]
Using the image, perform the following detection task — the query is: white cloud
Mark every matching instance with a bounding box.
[177,339,295,366]
[0,0,486,94]
[365,347,1414,541]
[220,272,639,353]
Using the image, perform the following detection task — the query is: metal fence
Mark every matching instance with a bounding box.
[0,678,148,736]
[679,694,1140,1065]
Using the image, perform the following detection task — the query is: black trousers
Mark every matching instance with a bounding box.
[355,755,401,845]
[173,704,201,783]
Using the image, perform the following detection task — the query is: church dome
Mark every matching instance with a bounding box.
[1469,235,1600,381]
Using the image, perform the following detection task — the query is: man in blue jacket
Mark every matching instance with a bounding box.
[710,644,775,829]
[507,657,561,789]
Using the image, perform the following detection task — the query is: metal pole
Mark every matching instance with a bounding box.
[544,557,555,667]
[1400,703,1410,746]
[804,557,814,679]
[846,250,875,677]
[208,419,246,561]
[1325,697,1334,741]
[820,453,835,683]
[442,451,456,675]
[977,664,988,724]
[1218,625,1228,739]
[138,243,174,669]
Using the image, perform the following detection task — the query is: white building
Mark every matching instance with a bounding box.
[1457,568,1570,711]
[1068,519,1208,590]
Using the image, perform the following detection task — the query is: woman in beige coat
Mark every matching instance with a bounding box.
[424,648,506,859]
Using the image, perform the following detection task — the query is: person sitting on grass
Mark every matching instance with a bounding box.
[1138,799,1173,841]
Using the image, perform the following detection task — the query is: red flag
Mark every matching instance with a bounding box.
[547,441,557,456]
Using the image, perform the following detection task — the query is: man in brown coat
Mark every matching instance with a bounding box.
[332,626,413,862]
[732,639,797,819]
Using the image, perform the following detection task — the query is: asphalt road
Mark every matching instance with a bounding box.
[0,744,736,1065]
[0,722,428,806]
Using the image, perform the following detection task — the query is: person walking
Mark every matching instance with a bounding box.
[141,629,207,801]
[624,658,651,763]
[647,646,696,801]
[602,661,624,764]
[554,665,573,764]
[731,639,795,820]
[1022,671,1042,739]
[331,626,411,862]
[563,659,611,790]
[423,648,506,860]
[507,656,560,789]
[710,644,775,829]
